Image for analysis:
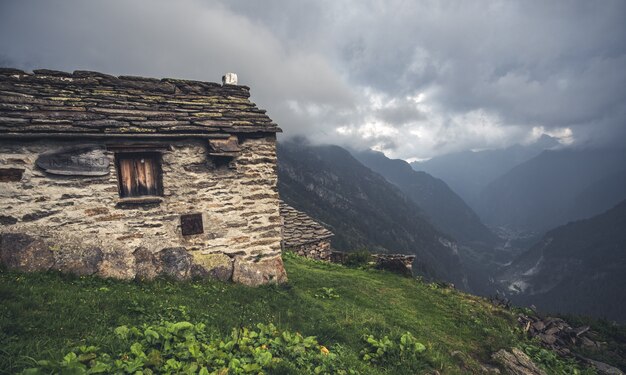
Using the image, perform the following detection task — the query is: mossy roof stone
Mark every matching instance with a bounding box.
[0,68,281,137]
[280,201,334,247]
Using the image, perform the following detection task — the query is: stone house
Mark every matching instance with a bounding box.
[279,201,333,261]
[0,68,287,286]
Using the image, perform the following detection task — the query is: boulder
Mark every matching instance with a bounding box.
[232,256,287,286]
[53,246,103,276]
[492,348,546,375]
[159,247,192,280]
[190,252,233,282]
[584,358,624,375]
[133,247,160,280]
[97,249,135,279]
[0,233,55,272]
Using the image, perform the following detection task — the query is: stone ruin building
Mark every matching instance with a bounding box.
[279,201,414,276]
[279,201,333,260]
[0,68,286,286]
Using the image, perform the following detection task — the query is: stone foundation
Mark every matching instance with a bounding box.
[372,254,415,277]
[329,251,415,277]
[291,239,332,261]
[0,136,286,286]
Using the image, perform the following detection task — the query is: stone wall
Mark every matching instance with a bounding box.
[372,254,415,277]
[0,135,287,285]
[290,239,332,261]
[329,251,415,277]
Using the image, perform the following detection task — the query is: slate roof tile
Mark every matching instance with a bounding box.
[0,68,281,137]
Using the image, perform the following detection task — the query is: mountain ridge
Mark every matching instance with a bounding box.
[277,140,466,287]
[499,199,626,322]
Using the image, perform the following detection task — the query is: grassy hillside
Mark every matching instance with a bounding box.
[0,253,608,374]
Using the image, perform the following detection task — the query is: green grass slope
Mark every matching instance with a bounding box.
[0,253,605,374]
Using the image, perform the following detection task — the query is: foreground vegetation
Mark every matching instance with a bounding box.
[0,253,611,374]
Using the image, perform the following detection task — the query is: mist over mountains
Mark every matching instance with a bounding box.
[412,139,626,234]
[410,135,560,208]
[278,137,626,321]
[477,147,626,233]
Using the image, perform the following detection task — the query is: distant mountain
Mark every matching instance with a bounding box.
[498,200,626,322]
[277,141,466,286]
[476,148,626,232]
[410,135,559,207]
[353,150,505,294]
[352,149,497,247]
[567,168,626,221]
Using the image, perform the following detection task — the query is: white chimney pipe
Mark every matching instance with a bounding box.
[222,73,238,85]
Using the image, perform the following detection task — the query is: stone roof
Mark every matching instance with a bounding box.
[280,201,334,247]
[0,68,281,138]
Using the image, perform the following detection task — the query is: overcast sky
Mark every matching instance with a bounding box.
[1,0,625,159]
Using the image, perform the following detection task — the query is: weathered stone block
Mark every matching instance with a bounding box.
[492,348,546,375]
[159,247,192,280]
[133,247,160,280]
[232,256,287,286]
[98,249,135,280]
[53,246,103,276]
[0,215,18,225]
[0,233,55,272]
[191,252,233,282]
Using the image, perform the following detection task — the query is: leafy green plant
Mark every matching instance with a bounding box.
[315,287,340,299]
[360,332,426,365]
[22,321,349,374]
[521,344,597,375]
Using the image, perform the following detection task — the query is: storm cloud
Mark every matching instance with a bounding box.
[1,0,625,159]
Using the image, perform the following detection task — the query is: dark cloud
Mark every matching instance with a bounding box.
[1,0,624,159]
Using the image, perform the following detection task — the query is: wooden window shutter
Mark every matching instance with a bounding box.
[116,153,163,198]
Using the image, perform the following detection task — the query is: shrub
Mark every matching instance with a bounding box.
[343,250,372,268]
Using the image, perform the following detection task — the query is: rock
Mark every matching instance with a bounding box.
[544,327,560,335]
[232,256,287,286]
[21,210,59,222]
[98,249,135,279]
[190,264,209,279]
[0,215,18,225]
[133,247,160,280]
[573,326,590,337]
[0,233,55,272]
[190,252,233,282]
[492,348,547,375]
[531,321,545,331]
[373,254,414,277]
[581,337,598,348]
[480,364,502,374]
[53,246,103,276]
[584,358,624,375]
[159,247,192,280]
[538,334,557,345]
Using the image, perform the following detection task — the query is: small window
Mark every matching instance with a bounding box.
[115,153,163,198]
